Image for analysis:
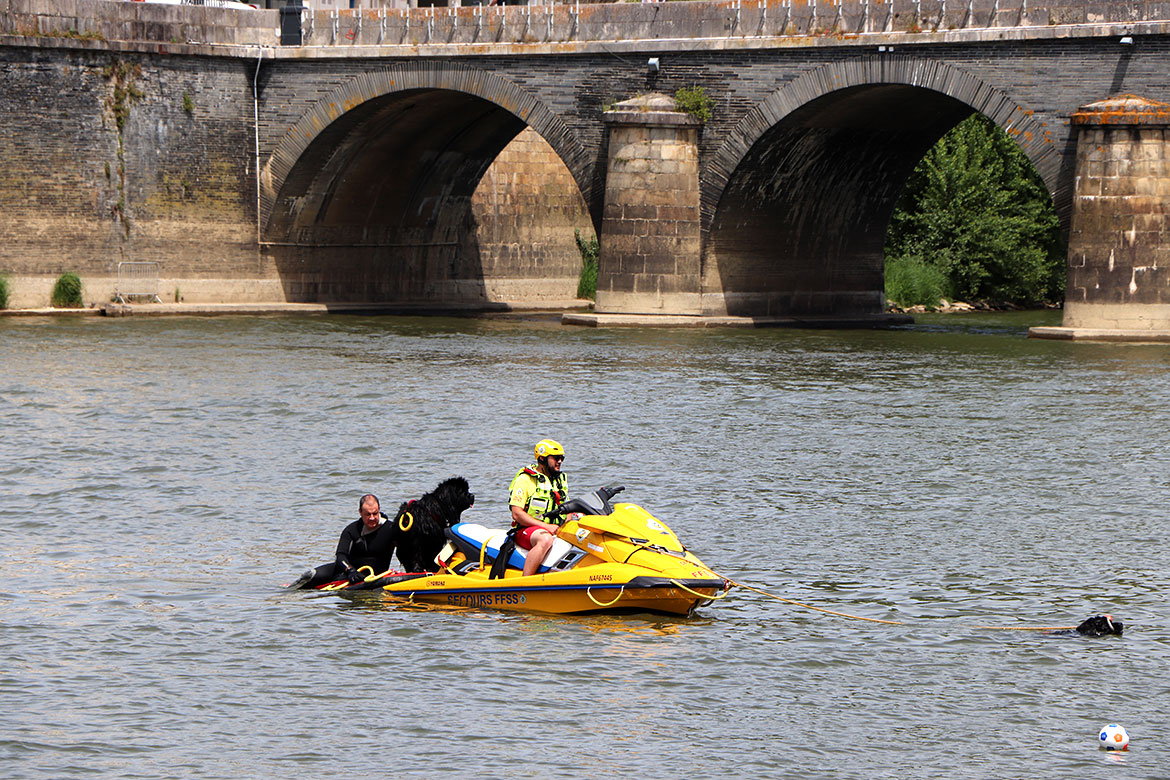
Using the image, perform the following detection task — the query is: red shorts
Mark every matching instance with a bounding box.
[515,525,552,550]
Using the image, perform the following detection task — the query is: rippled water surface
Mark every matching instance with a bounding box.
[2,311,1169,779]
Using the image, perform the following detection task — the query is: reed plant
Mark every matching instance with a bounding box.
[575,229,599,300]
[51,272,83,308]
[885,255,950,309]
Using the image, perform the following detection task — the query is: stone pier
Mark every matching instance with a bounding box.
[593,94,703,316]
[1030,95,1170,342]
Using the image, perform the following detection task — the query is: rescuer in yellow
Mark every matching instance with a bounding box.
[509,438,569,577]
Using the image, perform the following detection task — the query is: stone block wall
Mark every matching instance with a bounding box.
[0,41,590,308]
[471,127,593,303]
[0,46,263,308]
[1065,95,1170,330]
[596,94,702,315]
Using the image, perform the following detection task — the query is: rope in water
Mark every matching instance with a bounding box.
[719,573,1080,631]
[725,577,905,625]
[972,624,1078,631]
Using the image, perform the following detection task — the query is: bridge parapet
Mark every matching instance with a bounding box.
[3,0,1170,56]
[289,0,1170,51]
[0,0,277,50]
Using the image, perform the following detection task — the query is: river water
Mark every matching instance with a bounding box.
[2,310,1168,779]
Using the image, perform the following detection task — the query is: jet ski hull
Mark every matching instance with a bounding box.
[377,571,725,616]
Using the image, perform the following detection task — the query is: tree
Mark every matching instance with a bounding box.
[885,114,1065,306]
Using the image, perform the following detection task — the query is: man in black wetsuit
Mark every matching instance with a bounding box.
[298,494,398,588]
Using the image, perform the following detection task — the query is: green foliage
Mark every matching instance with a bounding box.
[51,272,83,308]
[15,26,104,41]
[885,255,950,308]
[674,86,713,124]
[103,59,144,238]
[103,60,145,133]
[885,113,1065,306]
[182,92,194,115]
[575,229,599,300]
[0,274,9,309]
[63,28,104,41]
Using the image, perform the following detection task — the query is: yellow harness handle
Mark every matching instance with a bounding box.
[323,565,377,590]
[586,586,626,607]
[398,511,414,533]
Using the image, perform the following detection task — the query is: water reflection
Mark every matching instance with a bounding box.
[322,589,697,636]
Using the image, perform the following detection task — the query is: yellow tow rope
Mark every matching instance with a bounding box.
[972,624,1078,632]
[725,577,904,625]
[670,579,731,602]
[717,572,1080,631]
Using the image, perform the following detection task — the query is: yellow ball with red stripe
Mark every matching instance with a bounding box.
[1099,723,1129,751]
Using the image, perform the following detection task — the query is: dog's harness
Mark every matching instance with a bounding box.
[398,499,444,533]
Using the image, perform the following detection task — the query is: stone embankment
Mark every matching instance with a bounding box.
[0,300,592,318]
[887,299,973,315]
[886,299,1022,314]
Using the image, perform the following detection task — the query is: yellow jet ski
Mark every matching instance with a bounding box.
[370,486,730,616]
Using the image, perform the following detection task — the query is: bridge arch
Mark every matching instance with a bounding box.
[258,62,593,304]
[260,61,592,230]
[701,57,1064,317]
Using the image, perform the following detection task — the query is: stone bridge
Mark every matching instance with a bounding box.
[3,0,1170,336]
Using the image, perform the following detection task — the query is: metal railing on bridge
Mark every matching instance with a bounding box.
[281,0,1127,49]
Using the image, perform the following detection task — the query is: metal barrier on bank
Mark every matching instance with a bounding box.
[114,262,163,304]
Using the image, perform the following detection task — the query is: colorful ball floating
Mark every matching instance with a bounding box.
[1099,723,1129,751]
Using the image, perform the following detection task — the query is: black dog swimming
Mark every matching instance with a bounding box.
[1074,614,1123,637]
[392,476,475,572]
[1042,614,1124,637]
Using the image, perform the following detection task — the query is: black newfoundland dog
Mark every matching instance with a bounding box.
[1074,614,1123,637]
[392,476,475,572]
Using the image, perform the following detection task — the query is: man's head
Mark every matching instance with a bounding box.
[534,439,565,477]
[359,494,381,530]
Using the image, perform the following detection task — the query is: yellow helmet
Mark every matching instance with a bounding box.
[534,439,565,460]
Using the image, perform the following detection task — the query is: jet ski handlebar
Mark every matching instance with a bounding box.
[546,484,625,519]
[596,484,625,502]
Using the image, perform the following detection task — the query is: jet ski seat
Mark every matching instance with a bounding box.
[446,523,586,574]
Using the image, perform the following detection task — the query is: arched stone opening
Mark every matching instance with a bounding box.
[261,65,593,306]
[703,60,1060,318]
